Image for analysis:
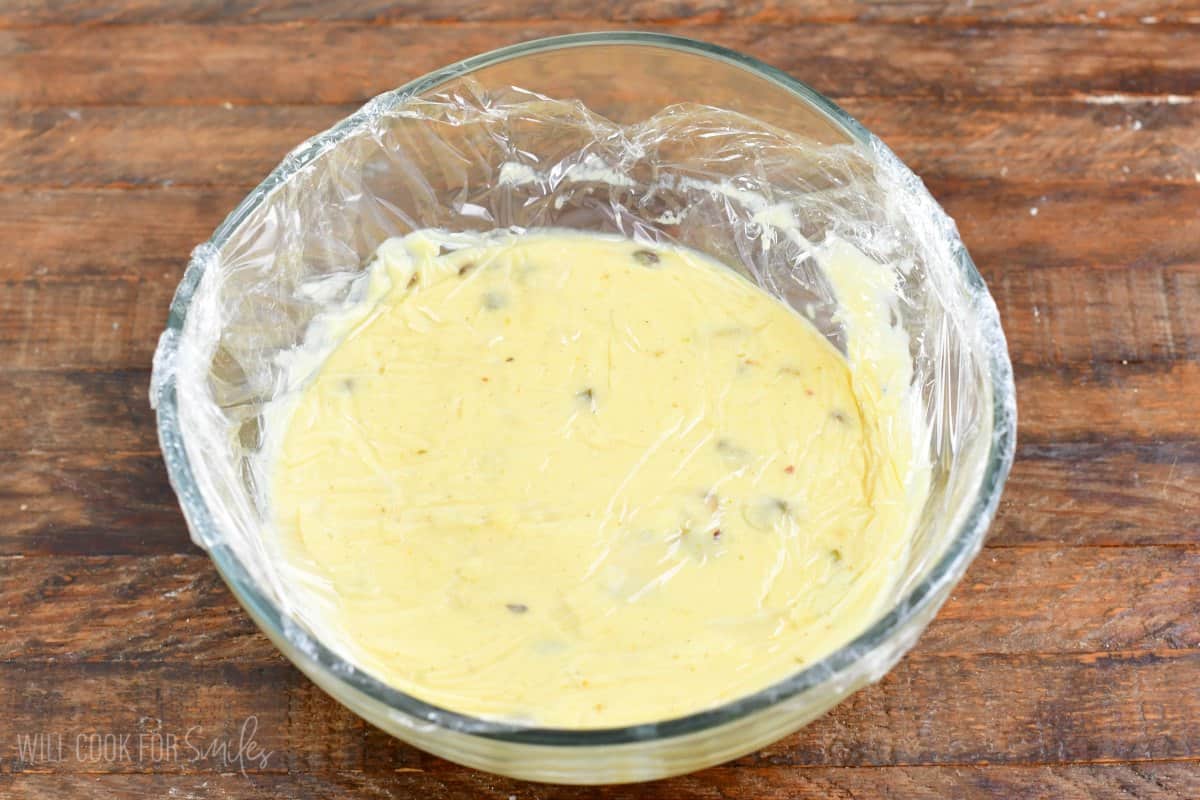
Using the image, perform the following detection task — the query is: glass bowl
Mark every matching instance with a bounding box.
[151,32,1017,784]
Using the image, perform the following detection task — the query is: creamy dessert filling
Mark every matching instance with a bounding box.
[268,229,928,727]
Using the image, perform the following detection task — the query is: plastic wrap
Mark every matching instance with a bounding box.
[151,75,1015,742]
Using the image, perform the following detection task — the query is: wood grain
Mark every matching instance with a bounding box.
[0,661,355,774]
[2,546,1194,662]
[1,370,157,454]
[1,764,1198,800]
[841,98,1200,186]
[0,280,174,370]
[927,546,1200,653]
[4,360,1198,454]
[946,181,1200,272]
[4,438,1199,556]
[0,189,242,279]
[0,0,1196,26]
[2,2,1197,796]
[996,442,1200,547]
[987,265,1200,367]
[8,764,1200,800]
[2,650,1198,772]
[3,262,1197,371]
[3,23,1198,107]
[2,184,1198,377]
[3,361,1199,557]
[0,105,351,189]
[2,183,1197,378]
[0,556,274,661]
[5,182,1199,282]
[3,100,1199,189]
[741,650,1200,768]
[0,453,191,556]
[1017,360,1200,440]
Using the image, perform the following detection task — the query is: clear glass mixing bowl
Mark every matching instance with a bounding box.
[151,32,1017,784]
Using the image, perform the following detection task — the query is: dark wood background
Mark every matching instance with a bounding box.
[1,1,1198,797]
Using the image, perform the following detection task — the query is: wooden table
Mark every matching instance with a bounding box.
[2,1,1198,797]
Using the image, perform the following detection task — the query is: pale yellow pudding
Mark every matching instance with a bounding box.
[269,229,928,727]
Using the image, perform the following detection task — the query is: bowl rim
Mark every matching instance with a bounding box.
[153,30,1017,747]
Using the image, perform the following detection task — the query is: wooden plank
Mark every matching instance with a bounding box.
[0,359,1111,447]
[5,444,1200,553]
[0,661,365,774]
[993,442,1200,548]
[0,370,157,453]
[0,105,351,189]
[1,100,1197,189]
[2,186,1198,374]
[0,280,173,371]
[4,763,1200,800]
[944,181,1200,272]
[742,651,1200,768]
[0,189,243,280]
[0,0,1195,26]
[988,265,1200,367]
[3,185,1198,373]
[3,368,1200,556]
[2,546,1194,661]
[0,453,192,556]
[1017,360,1200,440]
[926,545,1200,653]
[3,263,1198,371]
[5,182,1199,281]
[6,438,1198,557]
[2,651,1197,771]
[5,359,1199,455]
[839,98,1200,186]
[0,555,275,662]
[3,23,1198,107]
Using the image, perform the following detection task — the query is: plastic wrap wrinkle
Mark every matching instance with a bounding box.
[152,82,1010,731]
